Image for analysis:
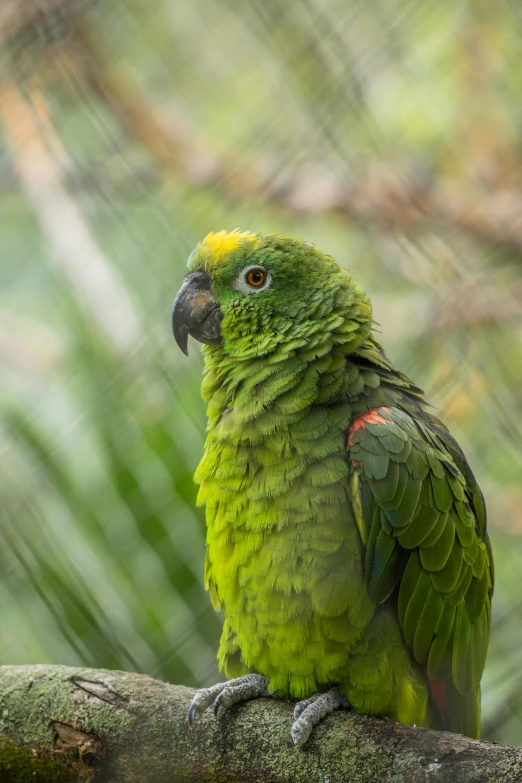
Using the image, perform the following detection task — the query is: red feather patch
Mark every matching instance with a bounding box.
[347,407,391,447]
[425,666,447,719]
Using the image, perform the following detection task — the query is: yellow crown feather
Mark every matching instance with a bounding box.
[199,229,256,260]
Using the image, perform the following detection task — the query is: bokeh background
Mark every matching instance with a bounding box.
[1,0,522,747]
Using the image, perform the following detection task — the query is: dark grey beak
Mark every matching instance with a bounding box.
[171,271,223,355]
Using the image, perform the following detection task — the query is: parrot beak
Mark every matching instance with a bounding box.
[171,271,223,355]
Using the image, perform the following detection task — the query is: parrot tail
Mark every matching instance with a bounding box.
[425,668,481,739]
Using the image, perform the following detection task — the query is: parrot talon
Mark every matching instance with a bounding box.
[187,674,269,725]
[291,687,349,747]
[293,692,322,720]
[187,680,229,726]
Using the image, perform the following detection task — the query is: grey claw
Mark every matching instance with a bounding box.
[214,674,269,715]
[291,715,314,746]
[291,687,349,746]
[187,681,228,726]
[293,694,318,721]
[213,690,226,716]
[188,703,197,727]
[187,674,270,726]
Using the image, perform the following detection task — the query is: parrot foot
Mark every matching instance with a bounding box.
[291,687,350,746]
[187,673,269,726]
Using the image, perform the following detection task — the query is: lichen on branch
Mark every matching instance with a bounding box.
[0,665,520,783]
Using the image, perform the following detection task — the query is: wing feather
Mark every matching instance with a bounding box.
[349,405,493,738]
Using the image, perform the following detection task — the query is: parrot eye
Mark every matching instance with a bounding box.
[233,265,272,294]
[246,268,265,287]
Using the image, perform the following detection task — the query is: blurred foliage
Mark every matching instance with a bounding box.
[1,0,522,747]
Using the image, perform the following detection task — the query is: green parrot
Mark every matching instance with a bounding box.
[171,230,493,745]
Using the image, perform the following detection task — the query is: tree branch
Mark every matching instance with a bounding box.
[0,665,520,783]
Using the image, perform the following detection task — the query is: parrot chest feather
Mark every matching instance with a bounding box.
[196,403,375,696]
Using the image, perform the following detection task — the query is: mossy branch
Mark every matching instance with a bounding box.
[0,665,520,783]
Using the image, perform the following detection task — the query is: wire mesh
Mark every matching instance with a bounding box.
[1,0,522,746]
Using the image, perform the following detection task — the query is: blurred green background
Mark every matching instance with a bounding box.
[1,0,522,747]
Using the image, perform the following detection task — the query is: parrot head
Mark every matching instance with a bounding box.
[172,230,372,360]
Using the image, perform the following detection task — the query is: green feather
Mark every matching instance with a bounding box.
[363,452,390,480]
[447,471,465,501]
[364,502,382,582]
[406,446,430,481]
[447,563,474,607]
[420,510,448,548]
[368,525,407,603]
[398,550,422,626]
[420,516,455,571]
[445,682,480,738]
[453,602,473,693]
[427,452,445,479]
[456,499,474,525]
[431,540,464,593]
[465,573,489,622]
[413,586,445,663]
[454,504,474,547]
[397,504,440,549]
[403,569,432,647]
[353,433,388,456]
[462,533,479,565]
[430,474,454,513]
[389,464,409,508]
[385,475,422,527]
[368,460,399,502]
[472,544,486,579]
[426,602,456,680]
[469,604,490,690]
[393,438,413,464]
[367,423,406,453]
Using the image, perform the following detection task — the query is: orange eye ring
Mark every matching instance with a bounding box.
[246,268,266,287]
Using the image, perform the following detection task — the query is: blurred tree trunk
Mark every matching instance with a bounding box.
[0,665,520,783]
